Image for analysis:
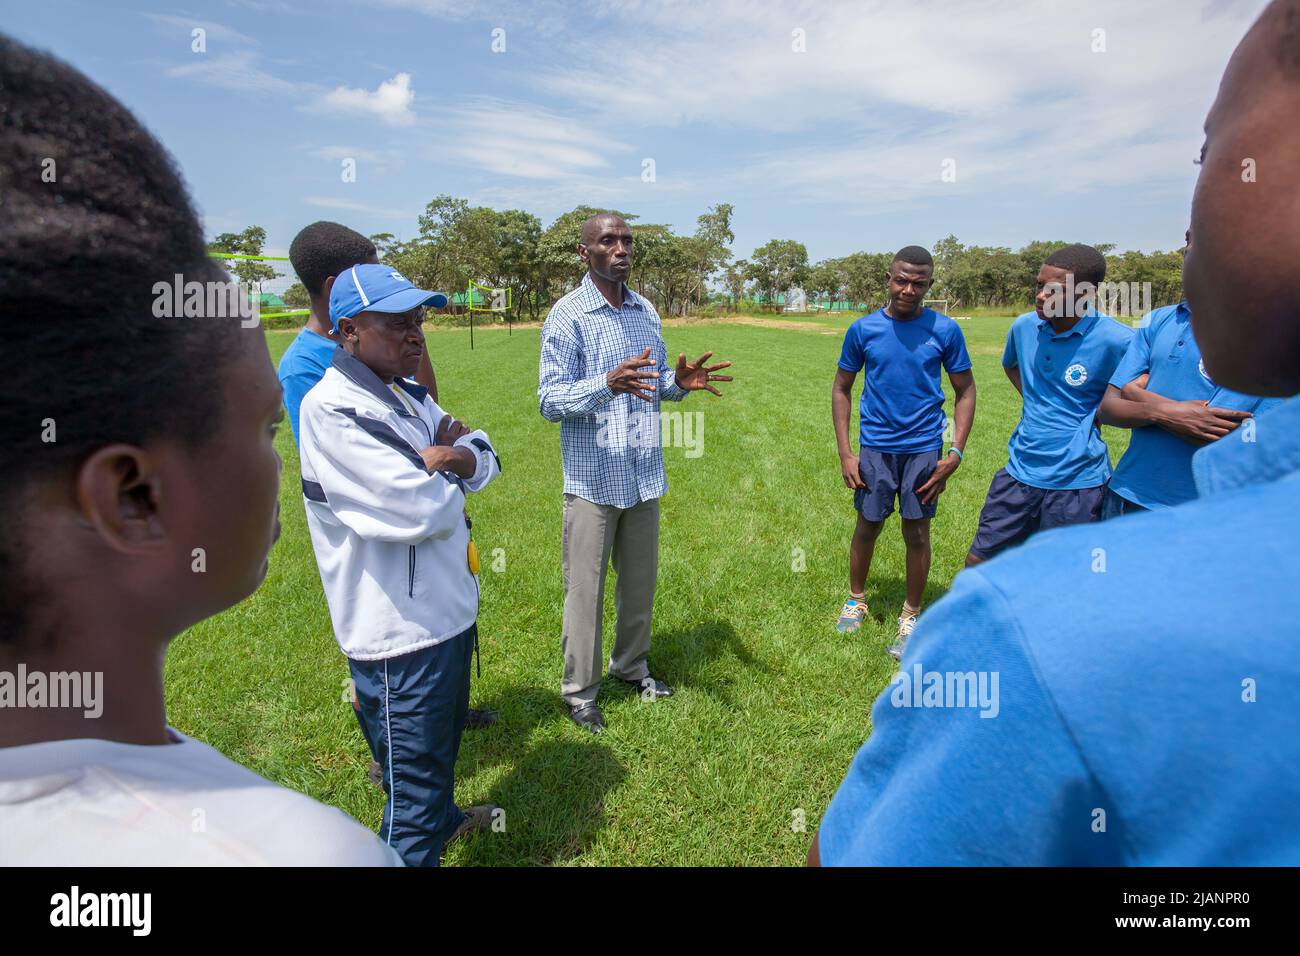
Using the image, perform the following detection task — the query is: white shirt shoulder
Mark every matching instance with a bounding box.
[0,731,401,867]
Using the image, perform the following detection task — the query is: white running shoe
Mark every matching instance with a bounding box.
[888,609,919,660]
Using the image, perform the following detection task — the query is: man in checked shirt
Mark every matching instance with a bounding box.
[538,213,733,733]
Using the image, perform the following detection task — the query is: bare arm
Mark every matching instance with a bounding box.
[1099,383,1252,444]
[916,368,976,505]
[948,369,976,454]
[833,368,865,489]
[1004,364,1022,396]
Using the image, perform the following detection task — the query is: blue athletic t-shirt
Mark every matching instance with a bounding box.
[818,397,1300,865]
[837,308,971,455]
[1107,302,1285,509]
[1001,310,1132,489]
[277,326,339,445]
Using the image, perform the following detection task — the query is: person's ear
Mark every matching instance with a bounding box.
[74,444,168,554]
[323,275,337,301]
[577,243,590,265]
[338,317,358,343]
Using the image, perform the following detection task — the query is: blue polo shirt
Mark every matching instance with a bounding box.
[1107,302,1285,509]
[837,308,971,454]
[1001,310,1132,489]
[277,326,339,445]
[818,397,1300,865]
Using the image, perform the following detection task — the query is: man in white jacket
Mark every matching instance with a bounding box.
[299,264,502,866]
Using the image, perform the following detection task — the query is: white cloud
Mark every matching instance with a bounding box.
[143,13,259,45]
[312,73,417,126]
[436,99,632,180]
[166,50,303,97]
[302,195,420,219]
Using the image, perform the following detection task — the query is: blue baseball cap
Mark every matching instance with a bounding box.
[328,263,449,331]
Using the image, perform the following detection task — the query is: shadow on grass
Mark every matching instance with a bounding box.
[864,575,951,620]
[459,738,625,866]
[630,618,772,707]
[454,683,625,866]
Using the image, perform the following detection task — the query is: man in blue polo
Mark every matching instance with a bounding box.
[810,0,1300,865]
[964,245,1131,565]
[1098,230,1282,516]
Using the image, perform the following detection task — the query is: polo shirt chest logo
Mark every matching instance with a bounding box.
[1064,363,1088,387]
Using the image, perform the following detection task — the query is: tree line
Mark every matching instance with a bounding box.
[211,201,1188,320]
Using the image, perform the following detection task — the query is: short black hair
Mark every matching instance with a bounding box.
[0,34,239,644]
[289,221,377,296]
[1044,243,1107,286]
[892,245,934,270]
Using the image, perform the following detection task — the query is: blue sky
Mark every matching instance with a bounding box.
[6,0,1270,291]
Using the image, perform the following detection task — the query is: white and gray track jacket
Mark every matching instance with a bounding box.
[298,348,501,661]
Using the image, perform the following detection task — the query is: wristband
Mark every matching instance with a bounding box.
[948,447,964,462]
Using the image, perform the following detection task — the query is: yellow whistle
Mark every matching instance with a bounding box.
[467,538,480,575]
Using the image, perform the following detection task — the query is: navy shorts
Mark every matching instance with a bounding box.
[1100,487,1148,521]
[969,468,1105,560]
[853,448,941,521]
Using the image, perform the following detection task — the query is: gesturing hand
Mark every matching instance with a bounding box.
[674,351,734,396]
[607,347,660,402]
[436,414,471,446]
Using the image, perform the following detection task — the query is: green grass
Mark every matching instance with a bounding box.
[164,313,1130,866]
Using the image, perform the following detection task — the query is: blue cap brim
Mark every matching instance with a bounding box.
[332,288,444,330]
[362,288,445,315]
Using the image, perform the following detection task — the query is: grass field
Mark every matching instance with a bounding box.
[165,312,1132,866]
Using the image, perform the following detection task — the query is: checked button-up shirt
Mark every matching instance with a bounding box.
[539,272,688,508]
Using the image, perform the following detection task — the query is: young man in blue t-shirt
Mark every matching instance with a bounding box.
[832,246,976,659]
[964,245,1132,565]
[1098,231,1282,515]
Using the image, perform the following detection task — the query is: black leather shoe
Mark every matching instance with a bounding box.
[620,675,673,699]
[568,702,606,734]
[466,707,500,729]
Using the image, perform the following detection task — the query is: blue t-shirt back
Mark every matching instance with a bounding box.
[1108,302,1285,509]
[818,398,1300,865]
[1001,310,1133,489]
[278,326,339,445]
[837,308,971,455]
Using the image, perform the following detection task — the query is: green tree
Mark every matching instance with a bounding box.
[282,282,309,309]
[747,239,809,309]
[207,226,280,293]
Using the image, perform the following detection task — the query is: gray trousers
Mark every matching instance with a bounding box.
[561,493,659,706]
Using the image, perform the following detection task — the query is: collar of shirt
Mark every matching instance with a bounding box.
[1037,310,1101,339]
[1193,395,1300,496]
[578,271,646,314]
[331,347,428,415]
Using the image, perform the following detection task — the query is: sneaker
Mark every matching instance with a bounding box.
[446,803,501,845]
[888,609,919,660]
[836,597,869,633]
[466,707,500,729]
